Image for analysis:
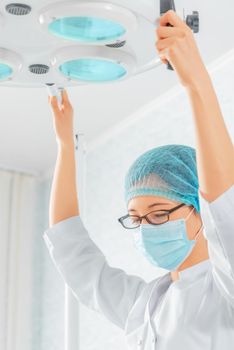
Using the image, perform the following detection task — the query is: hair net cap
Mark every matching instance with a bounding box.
[124,144,200,213]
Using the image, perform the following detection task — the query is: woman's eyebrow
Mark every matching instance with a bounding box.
[129,202,171,212]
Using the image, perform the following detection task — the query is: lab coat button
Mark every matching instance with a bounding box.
[137,339,143,346]
[152,337,157,343]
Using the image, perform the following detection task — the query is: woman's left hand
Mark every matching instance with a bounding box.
[155,10,207,89]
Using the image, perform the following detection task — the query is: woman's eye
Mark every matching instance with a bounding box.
[152,211,166,217]
[131,218,140,223]
[148,212,168,224]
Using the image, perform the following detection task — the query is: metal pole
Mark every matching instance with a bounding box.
[65,132,87,350]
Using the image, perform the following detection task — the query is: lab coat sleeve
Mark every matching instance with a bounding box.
[43,215,148,330]
[198,183,234,307]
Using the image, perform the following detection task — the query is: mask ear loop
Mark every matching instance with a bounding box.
[185,206,204,241]
[193,223,204,240]
[185,206,195,221]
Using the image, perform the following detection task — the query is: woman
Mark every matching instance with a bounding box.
[43,10,234,350]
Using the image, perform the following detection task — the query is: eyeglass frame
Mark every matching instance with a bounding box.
[118,202,190,229]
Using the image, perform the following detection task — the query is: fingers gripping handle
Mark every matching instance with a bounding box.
[165,23,174,71]
[46,83,64,109]
[160,0,176,71]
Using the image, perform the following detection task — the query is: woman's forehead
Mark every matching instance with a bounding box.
[128,195,179,210]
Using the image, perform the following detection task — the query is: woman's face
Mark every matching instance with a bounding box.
[127,195,203,241]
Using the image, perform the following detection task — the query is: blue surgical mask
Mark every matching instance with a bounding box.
[133,207,203,271]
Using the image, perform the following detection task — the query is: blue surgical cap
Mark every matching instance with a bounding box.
[124,144,200,213]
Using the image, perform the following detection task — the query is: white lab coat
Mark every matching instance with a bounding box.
[43,184,234,350]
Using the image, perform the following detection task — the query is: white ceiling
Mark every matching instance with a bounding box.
[0,0,234,177]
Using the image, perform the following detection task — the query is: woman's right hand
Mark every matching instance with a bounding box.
[48,89,74,147]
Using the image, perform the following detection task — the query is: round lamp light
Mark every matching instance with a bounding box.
[59,58,127,82]
[48,16,126,43]
[0,48,22,81]
[0,63,13,80]
[39,1,138,44]
[51,45,136,83]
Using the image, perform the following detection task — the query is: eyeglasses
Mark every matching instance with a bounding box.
[118,203,187,229]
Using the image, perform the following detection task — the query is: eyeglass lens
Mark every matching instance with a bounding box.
[122,211,169,228]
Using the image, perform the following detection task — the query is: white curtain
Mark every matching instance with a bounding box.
[0,134,86,350]
[0,169,38,350]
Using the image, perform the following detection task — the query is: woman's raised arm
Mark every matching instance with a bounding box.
[156,10,234,202]
[48,90,79,227]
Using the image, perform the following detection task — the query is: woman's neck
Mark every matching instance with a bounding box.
[170,232,209,281]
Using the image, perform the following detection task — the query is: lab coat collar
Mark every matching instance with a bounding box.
[125,259,212,338]
[145,260,212,326]
[176,258,211,282]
